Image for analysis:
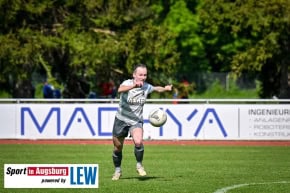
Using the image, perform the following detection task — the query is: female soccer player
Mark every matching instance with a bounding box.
[111,64,172,180]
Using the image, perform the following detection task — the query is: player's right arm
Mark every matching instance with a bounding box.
[118,85,135,93]
[118,79,142,93]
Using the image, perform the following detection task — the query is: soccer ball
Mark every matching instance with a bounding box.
[148,108,167,127]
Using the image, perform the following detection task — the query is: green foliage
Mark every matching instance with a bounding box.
[199,0,290,98]
[192,79,258,99]
[122,20,179,84]
[1,144,290,193]
[34,83,44,98]
[1,0,289,98]
[162,0,209,74]
[164,1,201,54]
[0,90,10,98]
[0,0,180,98]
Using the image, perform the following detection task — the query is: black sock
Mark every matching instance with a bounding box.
[134,145,144,163]
[112,151,122,168]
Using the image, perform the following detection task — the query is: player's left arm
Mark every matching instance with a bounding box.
[153,84,173,93]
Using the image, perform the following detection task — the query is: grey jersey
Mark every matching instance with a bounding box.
[116,79,154,125]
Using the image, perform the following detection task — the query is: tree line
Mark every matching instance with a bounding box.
[0,0,289,98]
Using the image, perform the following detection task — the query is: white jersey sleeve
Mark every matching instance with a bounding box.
[116,79,154,125]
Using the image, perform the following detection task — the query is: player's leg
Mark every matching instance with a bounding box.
[112,136,124,180]
[131,127,144,163]
[112,118,128,180]
[112,136,124,170]
[131,127,147,176]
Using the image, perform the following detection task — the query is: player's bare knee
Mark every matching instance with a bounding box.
[134,142,143,148]
[133,136,143,147]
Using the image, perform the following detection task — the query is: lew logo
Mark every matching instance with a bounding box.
[70,166,98,185]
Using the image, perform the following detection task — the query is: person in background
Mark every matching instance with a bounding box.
[111,64,172,180]
[101,79,117,98]
[53,88,61,98]
[180,76,190,99]
[43,81,54,98]
[172,87,179,104]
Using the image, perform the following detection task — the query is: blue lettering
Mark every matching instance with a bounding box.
[144,108,182,136]
[84,167,97,185]
[98,107,118,136]
[21,107,60,135]
[194,108,227,137]
[187,109,198,121]
[62,108,96,136]
[70,167,76,185]
[21,107,96,136]
[163,109,182,136]
[77,167,83,184]
[70,166,97,185]
[20,106,228,139]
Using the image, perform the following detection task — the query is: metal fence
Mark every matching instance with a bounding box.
[190,72,257,92]
[1,98,290,104]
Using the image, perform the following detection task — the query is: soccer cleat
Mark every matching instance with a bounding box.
[136,166,147,176]
[112,171,122,180]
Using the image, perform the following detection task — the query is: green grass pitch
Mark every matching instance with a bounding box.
[1,143,290,193]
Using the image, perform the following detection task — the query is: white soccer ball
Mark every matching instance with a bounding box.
[148,108,167,127]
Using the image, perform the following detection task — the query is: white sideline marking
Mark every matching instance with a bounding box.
[213,181,290,193]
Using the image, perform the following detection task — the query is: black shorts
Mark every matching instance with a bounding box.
[112,117,143,138]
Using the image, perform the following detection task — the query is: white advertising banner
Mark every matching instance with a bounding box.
[4,164,99,188]
[239,105,290,140]
[0,104,17,138]
[0,103,289,140]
